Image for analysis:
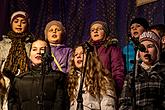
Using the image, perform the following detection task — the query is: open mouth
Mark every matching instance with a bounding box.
[35,55,42,60]
[133,32,139,36]
[77,60,83,64]
[144,54,152,60]
[94,34,99,37]
[52,34,57,38]
[16,28,22,31]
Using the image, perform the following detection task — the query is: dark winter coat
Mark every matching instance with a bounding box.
[8,65,69,110]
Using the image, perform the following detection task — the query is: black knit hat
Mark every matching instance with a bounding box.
[130,17,149,30]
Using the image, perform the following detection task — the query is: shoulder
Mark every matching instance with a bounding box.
[155,63,165,79]
[16,72,31,79]
[0,36,12,48]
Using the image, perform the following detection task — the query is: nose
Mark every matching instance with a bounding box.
[53,29,58,33]
[93,29,98,33]
[77,53,82,58]
[18,21,22,27]
[144,47,149,53]
[37,49,42,54]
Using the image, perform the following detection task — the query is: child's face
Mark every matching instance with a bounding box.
[130,23,145,38]
[12,17,27,33]
[30,40,47,65]
[47,25,63,45]
[151,29,165,48]
[74,46,86,69]
[90,23,106,41]
[139,41,158,65]
[161,36,165,46]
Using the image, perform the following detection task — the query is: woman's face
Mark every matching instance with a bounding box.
[139,40,158,65]
[12,17,27,33]
[74,46,86,69]
[47,25,63,45]
[30,40,47,65]
[130,23,145,38]
[90,23,106,41]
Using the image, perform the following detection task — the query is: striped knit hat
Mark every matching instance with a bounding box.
[139,31,161,60]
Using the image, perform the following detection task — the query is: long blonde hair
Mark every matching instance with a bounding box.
[68,45,116,102]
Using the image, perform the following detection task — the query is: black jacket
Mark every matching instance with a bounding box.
[8,65,69,110]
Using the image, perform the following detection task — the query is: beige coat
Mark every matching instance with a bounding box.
[0,35,31,110]
[70,76,116,110]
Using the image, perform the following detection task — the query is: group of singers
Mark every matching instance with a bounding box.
[0,11,165,110]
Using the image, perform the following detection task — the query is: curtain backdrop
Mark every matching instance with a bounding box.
[0,0,165,47]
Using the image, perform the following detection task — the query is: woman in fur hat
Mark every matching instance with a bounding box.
[119,31,165,110]
[0,11,33,110]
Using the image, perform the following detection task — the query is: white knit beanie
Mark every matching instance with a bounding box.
[10,11,29,24]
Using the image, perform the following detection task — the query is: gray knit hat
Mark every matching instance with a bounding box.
[90,21,110,36]
[44,20,66,40]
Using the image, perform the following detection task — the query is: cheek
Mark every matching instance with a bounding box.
[99,31,105,36]
[57,33,62,39]
[47,32,52,38]
[90,32,94,37]
[138,28,145,34]
[22,24,27,31]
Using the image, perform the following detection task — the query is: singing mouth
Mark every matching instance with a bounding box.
[144,54,152,60]
[94,34,99,37]
[133,32,139,36]
[35,55,42,60]
[52,34,57,38]
[77,60,83,64]
[16,28,22,31]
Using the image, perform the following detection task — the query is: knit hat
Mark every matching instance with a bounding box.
[130,17,149,30]
[10,11,29,24]
[139,31,161,61]
[90,21,110,36]
[44,20,66,40]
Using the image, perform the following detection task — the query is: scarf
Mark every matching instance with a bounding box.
[3,31,31,77]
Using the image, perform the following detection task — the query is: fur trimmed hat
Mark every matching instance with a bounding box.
[90,21,110,36]
[44,20,66,40]
[130,17,149,30]
[10,11,29,24]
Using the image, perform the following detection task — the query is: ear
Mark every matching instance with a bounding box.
[161,36,165,44]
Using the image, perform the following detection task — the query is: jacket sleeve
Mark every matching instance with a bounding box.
[66,48,73,73]
[110,46,125,95]
[8,78,20,110]
[54,73,69,110]
[119,74,133,110]
[101,94,116,110]
[0,45,4,72]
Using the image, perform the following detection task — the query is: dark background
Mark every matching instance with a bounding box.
[0,0,164,47]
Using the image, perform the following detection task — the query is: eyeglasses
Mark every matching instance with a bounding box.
[90,27,104,32]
